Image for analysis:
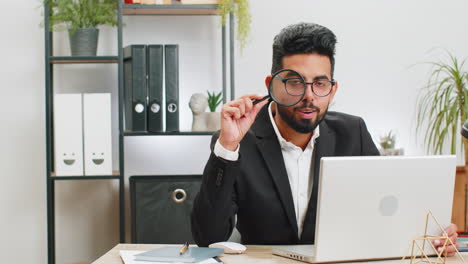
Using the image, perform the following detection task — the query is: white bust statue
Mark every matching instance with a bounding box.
[189,93,209,131]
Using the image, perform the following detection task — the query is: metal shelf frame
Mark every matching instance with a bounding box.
[44,3,125,264]
[45,2,235,264]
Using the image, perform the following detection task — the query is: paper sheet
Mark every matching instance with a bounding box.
[119,250,219,264]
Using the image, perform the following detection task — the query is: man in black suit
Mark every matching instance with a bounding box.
[191,22,458,255]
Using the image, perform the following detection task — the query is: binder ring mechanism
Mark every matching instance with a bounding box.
[135,103,145,113]
[172,189,187,203]
[168,103,178,113]
[151,103,160,113]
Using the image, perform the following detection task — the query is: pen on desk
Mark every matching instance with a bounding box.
[180,242,189,255]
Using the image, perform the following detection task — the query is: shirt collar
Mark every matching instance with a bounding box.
[268,103,320,151]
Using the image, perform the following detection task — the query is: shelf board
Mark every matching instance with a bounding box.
[123,4,219,15]
[50,171,120,180]
[50,56,119,64]
[124,131,214,136]
[51,176,121,180]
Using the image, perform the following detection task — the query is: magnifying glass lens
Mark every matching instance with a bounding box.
[270,69,305,106]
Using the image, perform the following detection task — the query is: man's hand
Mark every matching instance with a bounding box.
[433,224,459,257]
[219,94,269,151]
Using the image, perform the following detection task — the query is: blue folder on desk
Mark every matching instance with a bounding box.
[458,237,468,252]
[134,247,224,263]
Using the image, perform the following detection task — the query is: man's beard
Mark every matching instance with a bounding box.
[277,102,327,134]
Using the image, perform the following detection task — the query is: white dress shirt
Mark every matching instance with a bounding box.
[214,104,320,237]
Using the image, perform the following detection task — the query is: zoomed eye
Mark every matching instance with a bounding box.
[287,79,303,85]
[315,81,326,87]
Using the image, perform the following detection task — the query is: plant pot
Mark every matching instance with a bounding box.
[206,112,221,131]
[69,28,99,56]
[379,148,404,156]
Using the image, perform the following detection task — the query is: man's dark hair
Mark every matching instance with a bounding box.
[271,22,337,77]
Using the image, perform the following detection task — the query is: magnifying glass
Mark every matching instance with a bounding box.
[253,69,307,106]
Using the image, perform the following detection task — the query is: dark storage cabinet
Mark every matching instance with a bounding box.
[130,175,202,244]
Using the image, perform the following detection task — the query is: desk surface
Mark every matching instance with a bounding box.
[92,244,468,264]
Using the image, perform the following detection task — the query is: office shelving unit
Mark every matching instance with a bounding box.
[44,2,234,264]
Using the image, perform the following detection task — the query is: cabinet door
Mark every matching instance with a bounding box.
[131,175,202,243]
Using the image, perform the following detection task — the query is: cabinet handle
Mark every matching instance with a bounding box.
[172,188,187,203]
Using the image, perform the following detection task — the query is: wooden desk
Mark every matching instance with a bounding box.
[92,244,468,264]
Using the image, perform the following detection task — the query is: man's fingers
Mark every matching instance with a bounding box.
[437,243,459,257]
[230,100,246,117]
[243,97,253,115]
[242,94,267,101]
[223,106,242,120]
[449,233,458,244]
[438,243,459,251]
[445,224,458,236]
[252,96,269,114]
[436,236,458,247]
[432,223,460,257]
[439,235,458,244]
[223,94,268,120]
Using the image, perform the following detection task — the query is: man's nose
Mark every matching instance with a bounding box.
[302,83,316,101]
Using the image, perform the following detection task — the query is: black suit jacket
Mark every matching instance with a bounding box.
[191,104,379,246]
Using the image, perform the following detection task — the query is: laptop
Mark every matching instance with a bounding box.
[272,155,456,263]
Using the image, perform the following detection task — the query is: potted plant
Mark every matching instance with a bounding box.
[379,130,396,150]
[416,51,468,161]
[206,90,223,131]
[207,90,223,112]
[44,0,118,56]
[218,0,251,53]
[378,130,403,156]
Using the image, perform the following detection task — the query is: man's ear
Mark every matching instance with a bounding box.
[265,75,272,90]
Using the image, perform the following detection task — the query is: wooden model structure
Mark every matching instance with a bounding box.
[401,211,465,264]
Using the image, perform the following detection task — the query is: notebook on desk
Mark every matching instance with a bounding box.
[134,247,224,263]
[273,155,456,263]
[120,250,221,264]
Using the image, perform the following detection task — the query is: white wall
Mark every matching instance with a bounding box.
[0,1,47,264]
[238,0,468,158]
[1,0,468,264]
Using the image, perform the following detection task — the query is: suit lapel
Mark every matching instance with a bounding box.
[253,105,299,238]
[300,120,336,243]
[313,120,336,179]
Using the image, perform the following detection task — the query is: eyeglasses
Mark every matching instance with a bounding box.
[275,74,335,97]
[253,68,337,107]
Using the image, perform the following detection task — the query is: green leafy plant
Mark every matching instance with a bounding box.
[44,0,118,34]
[416,51,468,156]
[218,0,251,53]
[207,91,223,112]
[379,131,396,150]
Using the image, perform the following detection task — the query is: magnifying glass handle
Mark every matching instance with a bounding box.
[252,95,270,105]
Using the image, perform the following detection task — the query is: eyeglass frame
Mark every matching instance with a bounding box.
[274,69,336,98]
